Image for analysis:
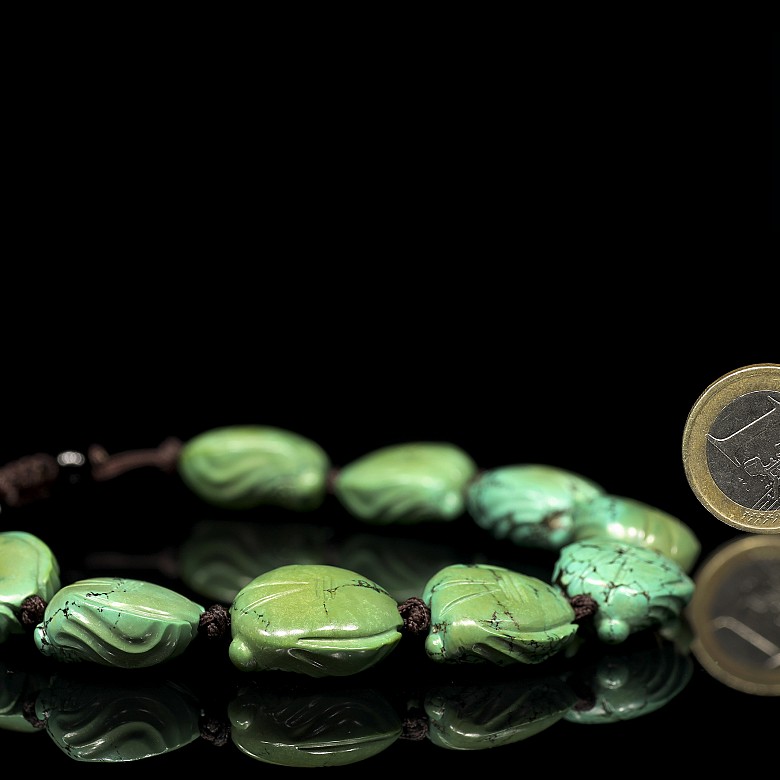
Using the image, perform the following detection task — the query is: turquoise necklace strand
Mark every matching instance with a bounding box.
[0,426,700,767]
[0,425,699,678]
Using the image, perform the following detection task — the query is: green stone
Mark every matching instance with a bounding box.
[425,675,577,750]
[333,442,477,523]
[552,539,695,644]
[0,531,60,643]
[36,675,201,761]
[467,464,604,550]
[571,494,701,572]
[177,425,330,510]
[229,564,403,677]
[423,564,578,665]
[34,578,205,667]
[229,686,401,767]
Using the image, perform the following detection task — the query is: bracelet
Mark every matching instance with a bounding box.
[0,425,701,764]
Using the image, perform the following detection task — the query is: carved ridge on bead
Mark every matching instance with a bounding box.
[177,425,331,511]
[228,564,403,677]
[33,577,205,667]
[552,539,695,644]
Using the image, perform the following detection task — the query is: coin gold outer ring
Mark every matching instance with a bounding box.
[682,364,780,534]
[687,535,780,695]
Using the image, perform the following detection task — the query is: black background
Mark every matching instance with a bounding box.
[1,316,777,773]
[0,30,775,774]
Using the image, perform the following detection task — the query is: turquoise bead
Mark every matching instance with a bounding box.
[34,578,205,667]
[423,564,579,665]
[177,425,330,510]
[0,531,61,643]
[229,564,403,677]
[552,539,695,644]
[571,494,701,572]
[467,464,604,550]
[333,442,478,523]
[229,686,402,767]
[35,675,201,761]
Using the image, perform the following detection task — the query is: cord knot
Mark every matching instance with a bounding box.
[398,596,430,636]
[20,595,47,628]
[199,604,231,639]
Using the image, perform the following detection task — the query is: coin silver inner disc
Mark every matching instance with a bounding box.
[706,390,780,511]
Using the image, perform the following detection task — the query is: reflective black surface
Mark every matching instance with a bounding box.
[1,337,777,775]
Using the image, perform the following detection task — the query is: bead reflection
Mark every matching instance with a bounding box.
[424,673,577,750]
[178,519,473,604]
[0,628,695,766]
[35,672,202,762]
[563,636,694,724]
[228,683,402,767]
[0,660,48,734]
[178,520,335,604]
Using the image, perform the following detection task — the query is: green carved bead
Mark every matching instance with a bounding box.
[467,464,604,550]
[36,675,201,761]
[34,578,205,667]
[423,564,578,665]
[229,685,402,767]
[177,425,330,510]
[552,539,695,644]
[0,531,60,643]
[333,442,477,523]
[229,564,403,677]
[571,494,701,572]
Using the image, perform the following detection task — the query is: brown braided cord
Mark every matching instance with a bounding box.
[89,438,183,481]
[0,453,59,506]
[398,597,430,635]
[199,714,231,746]
[20,595,47,628]
[22,699,47,729]
[400,713,429,740]
[569,594,598,620]
[199,604,231,639]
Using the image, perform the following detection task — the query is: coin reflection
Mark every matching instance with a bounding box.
[687,535,780,695]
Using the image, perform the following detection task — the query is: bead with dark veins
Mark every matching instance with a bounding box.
[33,578,205,667]
[422,563,579,665]
[552,539,695,644]
[229,564,403,676]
